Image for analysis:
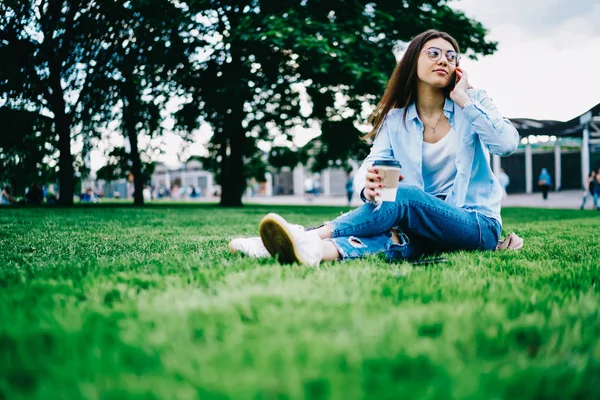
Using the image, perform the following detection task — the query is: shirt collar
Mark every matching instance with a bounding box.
[407,97,455,122]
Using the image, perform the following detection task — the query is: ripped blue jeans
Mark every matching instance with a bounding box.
[326,185,501,262]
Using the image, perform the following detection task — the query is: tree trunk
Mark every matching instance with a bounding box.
[49,66,74,206]
[219,129,245,207]
[122,76,144,206]
[128,129,144,206]
[56,114,74,205]
[217,32,248,207]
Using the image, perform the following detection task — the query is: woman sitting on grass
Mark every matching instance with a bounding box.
[229,29,522,267]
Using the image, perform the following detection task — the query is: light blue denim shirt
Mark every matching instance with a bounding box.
[354,88,520,225]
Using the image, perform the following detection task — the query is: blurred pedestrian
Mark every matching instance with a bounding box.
[538,168,552,200]
[303,176,314,202]
[313,176,321,197]
[345,175,354,206]
[580,170,598,210]
[596,168,600,209]
[81,188,98,203]
[1,185,16,205]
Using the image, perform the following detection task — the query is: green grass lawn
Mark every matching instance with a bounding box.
[1,204,599,400]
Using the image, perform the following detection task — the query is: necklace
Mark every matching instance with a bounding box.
[420,109,445,134]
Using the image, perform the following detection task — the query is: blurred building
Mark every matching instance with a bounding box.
[497,104,600,193]
[81,160,217,199]
[151,160,216,198]
[271,164,358,197]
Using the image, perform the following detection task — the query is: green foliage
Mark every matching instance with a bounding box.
[0,1,189,204]
[244,149,269,183]
[80,0,190,135]
[0,108,56,195]
[268,146,300,171]
[300,119,371,172]
[197,138,268,186]
[0,206,598,399]
[95,147,156,185]
[83,0,192,204]
[0,0,122,203]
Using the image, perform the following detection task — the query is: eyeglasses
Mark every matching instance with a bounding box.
[421,47,460,65]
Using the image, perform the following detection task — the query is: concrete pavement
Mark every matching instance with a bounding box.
[237,190,594,209]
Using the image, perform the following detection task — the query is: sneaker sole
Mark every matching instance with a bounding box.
[259,213,303,265]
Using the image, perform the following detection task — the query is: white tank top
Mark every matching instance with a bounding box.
[422,128,458,196]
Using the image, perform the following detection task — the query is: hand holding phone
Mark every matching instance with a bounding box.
[455,67,473,89]
[450,67,472,105]
[454,67,468,90]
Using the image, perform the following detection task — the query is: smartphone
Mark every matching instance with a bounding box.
[446,71,458,92]
[410,257,448,266]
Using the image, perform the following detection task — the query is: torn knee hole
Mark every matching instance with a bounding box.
[348,237,367,248]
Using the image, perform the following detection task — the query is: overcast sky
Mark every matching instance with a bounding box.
[90,0,600,171]
[448,0,600,120]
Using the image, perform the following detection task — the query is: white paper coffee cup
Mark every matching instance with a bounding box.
[372,159,402,202]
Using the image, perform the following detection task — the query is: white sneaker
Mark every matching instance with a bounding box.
[259,213,324,267]
[228,237,270,258]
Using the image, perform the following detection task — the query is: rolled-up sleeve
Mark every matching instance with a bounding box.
[354,118,393,201]
[462,89,520,156]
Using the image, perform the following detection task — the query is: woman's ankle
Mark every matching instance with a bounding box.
[316,224,333,239]
[322,240,341,261]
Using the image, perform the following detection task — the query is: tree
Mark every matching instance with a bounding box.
[0,0,111,205]
[175,0,496,206]
[269,145,300,172]
[95,147,156,188]
[0,108,56,196]
[84,0,191,205]
[299,119,371,173]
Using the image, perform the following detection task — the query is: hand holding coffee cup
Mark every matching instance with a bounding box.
[365,159,404,202]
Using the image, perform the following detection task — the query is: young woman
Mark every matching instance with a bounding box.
[229,29,521,266]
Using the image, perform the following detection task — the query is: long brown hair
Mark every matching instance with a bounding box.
[362,30,460,140]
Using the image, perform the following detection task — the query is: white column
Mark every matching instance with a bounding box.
[323,169,332,196]
[554,142,561,191]
[582,124,590,190]
[293,164,304,196]
[165,170,171,189]
[525,143,533,194]
[265,172,273,197]
[207,173,214,196]
[492,154,501,175]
